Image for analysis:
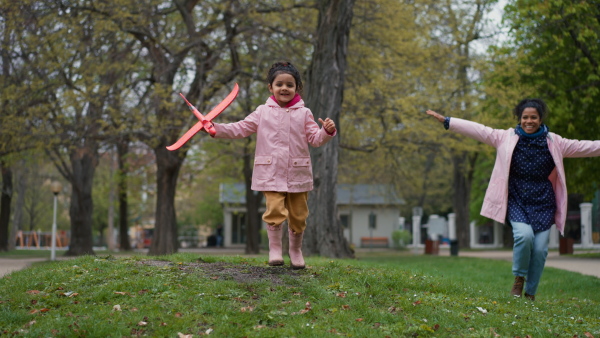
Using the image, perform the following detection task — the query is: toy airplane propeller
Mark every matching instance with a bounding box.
[166,83,239,151]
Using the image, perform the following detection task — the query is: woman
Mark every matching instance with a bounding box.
[426,98,600,300]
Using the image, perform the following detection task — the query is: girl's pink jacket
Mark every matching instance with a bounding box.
[213,97,335,193]
[450,118,600,235]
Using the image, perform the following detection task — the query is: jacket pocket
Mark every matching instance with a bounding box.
[484,178,505,207]
[289,157,311,182]
[254,156,274,180]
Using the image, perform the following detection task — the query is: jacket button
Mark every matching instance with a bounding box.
[294,161,297,165]
[286,109,289,112]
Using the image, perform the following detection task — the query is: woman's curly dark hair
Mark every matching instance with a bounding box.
[266,61,303,94]
[513,98,548,121]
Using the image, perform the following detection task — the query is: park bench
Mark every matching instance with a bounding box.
[360,237,389,248]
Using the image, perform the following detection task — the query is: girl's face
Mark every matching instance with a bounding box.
[268,73,297,107]
[520,107,542,134]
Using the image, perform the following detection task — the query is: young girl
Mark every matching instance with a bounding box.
[211,61,336,269]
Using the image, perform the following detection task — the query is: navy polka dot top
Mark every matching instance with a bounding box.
[507,125,556,231]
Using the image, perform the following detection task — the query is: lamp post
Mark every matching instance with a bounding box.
[50,181,62,261]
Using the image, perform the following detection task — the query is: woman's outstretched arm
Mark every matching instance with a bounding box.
[426,110,446,123]
[424,110,508,148]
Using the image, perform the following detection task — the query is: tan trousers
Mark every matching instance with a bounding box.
[262,191,309,234]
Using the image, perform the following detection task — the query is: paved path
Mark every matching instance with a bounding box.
[1,248,598,278]
[454,249,600,278]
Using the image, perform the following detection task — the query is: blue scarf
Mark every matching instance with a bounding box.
[515,124,549,139]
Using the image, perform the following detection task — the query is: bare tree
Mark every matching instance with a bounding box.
[304,0,356,258]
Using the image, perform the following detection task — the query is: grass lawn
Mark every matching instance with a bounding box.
[1,251,598,337]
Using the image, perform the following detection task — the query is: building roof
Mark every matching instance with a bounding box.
[219,183,404,206]
[337,184,404,205]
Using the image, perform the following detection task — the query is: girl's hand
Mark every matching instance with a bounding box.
[319,118,336,134]
[426,110,446,123]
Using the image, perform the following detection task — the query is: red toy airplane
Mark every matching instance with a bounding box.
[166,83,239,151]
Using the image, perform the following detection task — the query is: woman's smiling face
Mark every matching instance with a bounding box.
[520,107,542,134]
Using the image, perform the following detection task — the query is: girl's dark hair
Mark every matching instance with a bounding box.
[513,98,548,121]
[266,61,303,94]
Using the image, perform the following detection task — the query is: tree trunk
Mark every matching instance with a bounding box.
[149,145,183,255]
[243,138,262,254]
[452,151,477,249]
[116,140,132,251]
[0,162,12,252]
[66,146,98,256]
[304,0,355,258]
[10,161,26,250]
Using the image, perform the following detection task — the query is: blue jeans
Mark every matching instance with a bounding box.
[511,221,551,295]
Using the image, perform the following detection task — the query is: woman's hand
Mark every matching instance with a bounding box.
[319,118,336,134]
[426,110,446,123]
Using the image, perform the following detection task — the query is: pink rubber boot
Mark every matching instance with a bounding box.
[267,225,284,266]
[288,229,305,270]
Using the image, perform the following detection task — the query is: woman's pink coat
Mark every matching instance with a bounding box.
[450,118,600,235]
[213,97,335,193]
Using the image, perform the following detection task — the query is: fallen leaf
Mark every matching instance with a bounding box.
[205,328,213,334]
[112,305,122,312]
[356,318,364,322]
[476,307,488,314]
[240,306,255,312]
[40,308,50,313]
[584,333,594,338]
[342,305,350,310]
[175,312,183,317]
[137,321,147,326]
[291,302,311,315]
[177,333,192,338]
[26,290,40,295]
[114,292,128,296]
[29,309,39,314]
[433,324,440,331]
[336,292,347,298]
[412,300,422,306]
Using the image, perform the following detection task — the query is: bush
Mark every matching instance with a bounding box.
[391,229,412,250]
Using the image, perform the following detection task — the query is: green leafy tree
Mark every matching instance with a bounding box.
[495,0,600,197]
[340,0,456,219]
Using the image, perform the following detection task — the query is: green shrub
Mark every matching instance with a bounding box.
[391,230,412,249]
